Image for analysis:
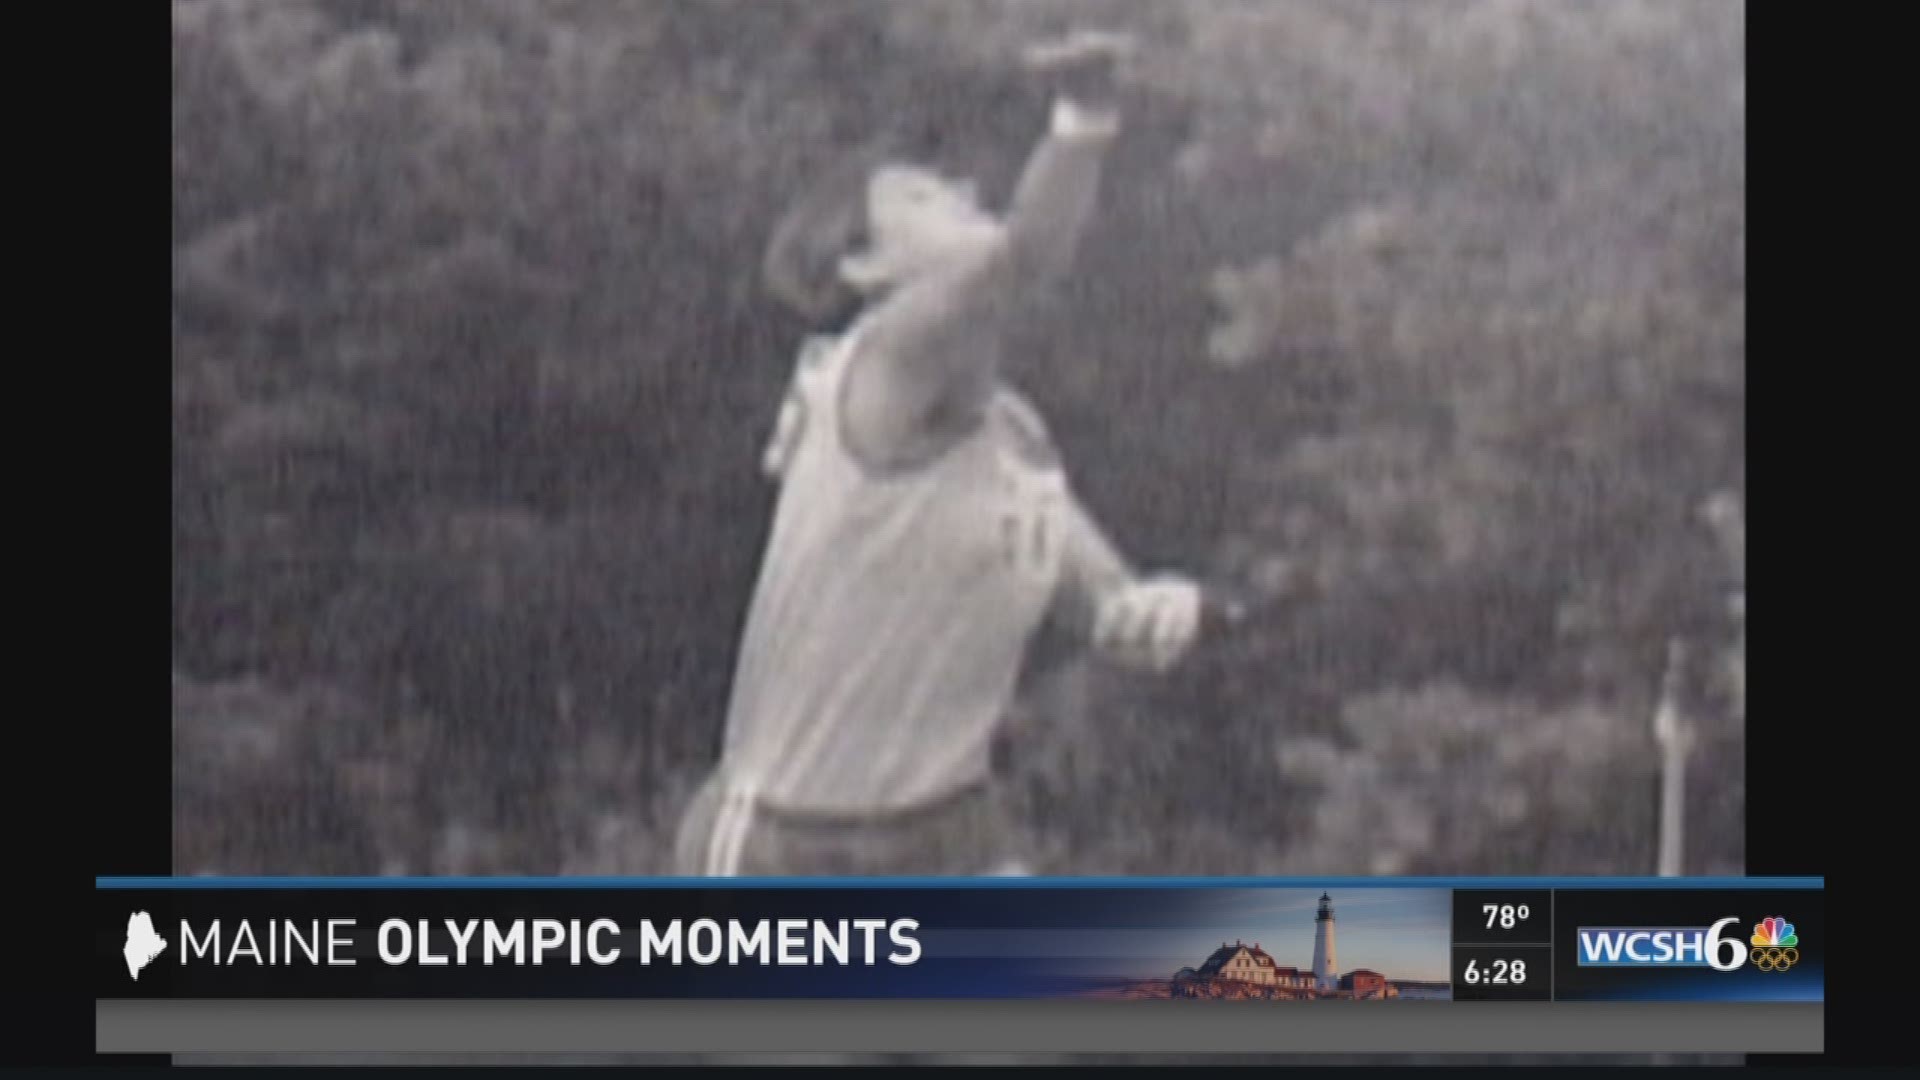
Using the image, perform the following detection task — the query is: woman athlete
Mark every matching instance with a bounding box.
[673,31,1207,876]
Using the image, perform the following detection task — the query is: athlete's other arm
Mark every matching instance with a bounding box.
[1055,495,1203,673]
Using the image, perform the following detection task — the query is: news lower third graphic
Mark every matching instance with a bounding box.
[95,878,1821,1004]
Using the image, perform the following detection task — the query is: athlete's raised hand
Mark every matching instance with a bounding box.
[1092,573,1204,674]
[1022,29,1137,110]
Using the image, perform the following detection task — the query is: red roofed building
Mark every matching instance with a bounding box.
[1339,968,1391,999]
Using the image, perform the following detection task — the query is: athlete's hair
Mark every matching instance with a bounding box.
[762,140,900,329]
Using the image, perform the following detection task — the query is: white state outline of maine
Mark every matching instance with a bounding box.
[123,911,168,980]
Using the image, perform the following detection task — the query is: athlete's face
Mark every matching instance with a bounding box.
[850,165,1003,291]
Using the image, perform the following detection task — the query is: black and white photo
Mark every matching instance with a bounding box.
[172,0,1745,1061]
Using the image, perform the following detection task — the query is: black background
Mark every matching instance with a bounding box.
[1450,888,1554,1001]
[1450,944,1552,1002]
[7,0,1906,1068]
[1451,889,1553,946]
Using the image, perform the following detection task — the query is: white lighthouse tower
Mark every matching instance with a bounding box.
[1312,892,1337,991]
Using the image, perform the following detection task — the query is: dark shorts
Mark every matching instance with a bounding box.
[670,770,1026,876]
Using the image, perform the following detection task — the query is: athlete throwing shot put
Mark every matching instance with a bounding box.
[674,32,1207,877]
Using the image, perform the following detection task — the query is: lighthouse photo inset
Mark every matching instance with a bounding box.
[1071,890,1452,1001]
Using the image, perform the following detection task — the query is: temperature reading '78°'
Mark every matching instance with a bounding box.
[1483,904,1530,930]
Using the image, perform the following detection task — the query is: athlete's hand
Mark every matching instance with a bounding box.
[1093,574,1203,674]
[1022,29,1137,110]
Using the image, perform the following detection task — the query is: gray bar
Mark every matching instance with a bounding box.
[98,1000,1821,1054]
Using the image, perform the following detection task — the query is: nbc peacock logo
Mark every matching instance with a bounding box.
[1748,917,1798,972]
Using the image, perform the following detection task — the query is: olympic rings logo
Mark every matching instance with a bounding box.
[1750,946,1798,972]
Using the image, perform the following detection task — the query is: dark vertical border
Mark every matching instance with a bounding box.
[1736,0,1794,1059]
[1742,0,1899,1068]
[31,0,177,1068]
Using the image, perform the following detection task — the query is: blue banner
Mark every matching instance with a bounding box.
[96,877,1821,1004]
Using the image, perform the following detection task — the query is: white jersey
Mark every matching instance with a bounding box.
[719,325,1071,812]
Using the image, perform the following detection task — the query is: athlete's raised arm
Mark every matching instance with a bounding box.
[1002,32,1131,291]
[843,32,1132,459]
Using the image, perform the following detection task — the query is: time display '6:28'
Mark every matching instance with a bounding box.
[1462,957,1526,985]
[1452,943,1552,1000]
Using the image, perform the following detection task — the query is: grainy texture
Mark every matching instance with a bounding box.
[172,0,1744,1063]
